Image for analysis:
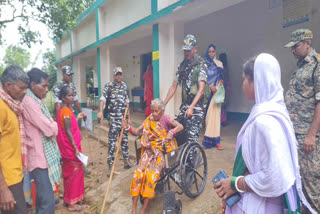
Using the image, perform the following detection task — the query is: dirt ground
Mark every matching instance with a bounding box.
[55,111,243,214]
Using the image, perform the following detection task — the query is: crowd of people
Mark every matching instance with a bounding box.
[0,28,319,214]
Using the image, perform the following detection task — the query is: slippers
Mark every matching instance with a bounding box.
[67,204,83,212]
[215,144,224,150]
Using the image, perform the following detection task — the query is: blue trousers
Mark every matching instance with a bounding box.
[30,168,55,214]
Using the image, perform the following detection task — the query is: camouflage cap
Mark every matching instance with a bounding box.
[113,67,123,75]
[285,29,313,48]
[182,34,197,50]
[62,65,73,75]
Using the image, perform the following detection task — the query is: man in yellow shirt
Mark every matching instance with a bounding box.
[0,66,29,214]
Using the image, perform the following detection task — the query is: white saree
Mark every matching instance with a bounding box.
[226,53,315,214]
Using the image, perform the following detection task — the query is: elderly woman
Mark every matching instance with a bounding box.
[55,86,86,212]
[122,98,183,214]
[213,53,315,214]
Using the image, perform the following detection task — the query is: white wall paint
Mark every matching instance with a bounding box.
[60,35,71,58]
[185,0,320,113]
[100,0,151,38]
[73,15,96,52]
[111,36,153,100]
[100,46,112,94]
[158,0,180,11]
[159,22,184,116]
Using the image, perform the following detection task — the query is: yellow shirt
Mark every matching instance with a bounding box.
[0,98,23,186]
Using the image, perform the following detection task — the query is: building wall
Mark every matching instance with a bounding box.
[111,35,153,100]
[73,14,96,52]
[158,0,180,11]
[100,0,151,38]
[60,35,71,58]
[185,0,320,113]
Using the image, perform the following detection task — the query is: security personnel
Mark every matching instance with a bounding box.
[97,67,132,176]
[53,65,82,114]
[164,34,208,144]
[285,29,320,213]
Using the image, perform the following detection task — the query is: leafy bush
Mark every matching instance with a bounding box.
[43,91,55,116]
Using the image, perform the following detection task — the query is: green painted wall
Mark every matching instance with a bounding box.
[152,24,159,99]
[97,48,101,97]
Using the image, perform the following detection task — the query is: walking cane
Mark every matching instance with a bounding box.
[100,107,129,214]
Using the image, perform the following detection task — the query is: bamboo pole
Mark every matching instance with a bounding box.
[100,107,129,214]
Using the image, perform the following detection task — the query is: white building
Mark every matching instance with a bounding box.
[54,0,320,120]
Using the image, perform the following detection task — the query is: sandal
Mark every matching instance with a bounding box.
[67,204,83,212]
[215,144,224,150]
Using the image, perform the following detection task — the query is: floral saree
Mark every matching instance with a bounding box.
[130,115,177,198]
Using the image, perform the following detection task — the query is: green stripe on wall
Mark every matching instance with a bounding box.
[95,8,99,41]
[70,32,72,53]
[97,48,101,97]
[151,0,158,14]
[152,24,160,99]
[227,112,249,121]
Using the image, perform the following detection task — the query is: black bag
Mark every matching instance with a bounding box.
[103,85,112,120]
[174,115,188,147]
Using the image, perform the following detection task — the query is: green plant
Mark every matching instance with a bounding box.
[43,91,55,117]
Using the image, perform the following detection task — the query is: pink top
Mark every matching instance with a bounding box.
[22,95,58,172]
[160,115,173,132]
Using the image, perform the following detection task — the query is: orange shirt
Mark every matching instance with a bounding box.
[0,98,23,186]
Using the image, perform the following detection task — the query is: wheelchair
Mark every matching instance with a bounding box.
[134,127,208,214]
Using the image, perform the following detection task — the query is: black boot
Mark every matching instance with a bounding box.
[107,164,112,177]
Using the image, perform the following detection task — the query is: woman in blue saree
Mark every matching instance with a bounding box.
[202,44,224,150]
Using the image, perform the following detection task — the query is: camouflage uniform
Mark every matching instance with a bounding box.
[174,54,208,144]
[53,65,78,107]
[53,80,79,104]
[285,29,320,213]
[100,80,130,165]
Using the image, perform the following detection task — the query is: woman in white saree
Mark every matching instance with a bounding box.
[214,53,315,214]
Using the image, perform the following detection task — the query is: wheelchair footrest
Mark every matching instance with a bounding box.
[164,191,176,213]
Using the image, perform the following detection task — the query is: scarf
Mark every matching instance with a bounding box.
[26,89,61,190]
[229,53,315,214]
[0,86,27,169]
[204,44,223,86]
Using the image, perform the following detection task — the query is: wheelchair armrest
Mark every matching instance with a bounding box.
[134,133,143,149]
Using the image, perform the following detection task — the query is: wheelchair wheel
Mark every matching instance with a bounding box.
[179,143,207,198]
[175,199,182,214]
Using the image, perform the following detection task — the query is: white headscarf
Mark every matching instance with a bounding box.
[231,53,315,213]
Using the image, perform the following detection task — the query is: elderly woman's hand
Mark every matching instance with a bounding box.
[121,119,129,129]
[166,132,173,141]
[213,176,236,201]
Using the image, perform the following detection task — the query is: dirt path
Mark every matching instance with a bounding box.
[55,118,243,214]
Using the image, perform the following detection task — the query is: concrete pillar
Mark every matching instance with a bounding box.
[158,22,184,116]
[100,45,113,95]
[73,55,87,104]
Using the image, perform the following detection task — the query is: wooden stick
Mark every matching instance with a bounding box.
[100,107,129,214]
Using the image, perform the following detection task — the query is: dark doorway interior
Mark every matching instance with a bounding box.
[138,52,152,109]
